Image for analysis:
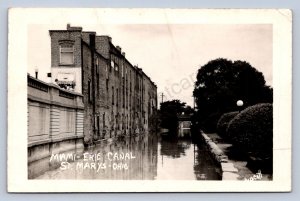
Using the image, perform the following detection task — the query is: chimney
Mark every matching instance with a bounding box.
[66,23,82,31]
[116,46,122,52]
[122,52,126,57]
[89,33,96,50]
[108,36,112,43]
[35,67,38,79]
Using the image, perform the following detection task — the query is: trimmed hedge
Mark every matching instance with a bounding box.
[227,103,273,159]
[217,111,239,137]
[202,112,222,133]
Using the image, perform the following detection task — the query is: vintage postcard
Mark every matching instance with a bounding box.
[7,8,292,192]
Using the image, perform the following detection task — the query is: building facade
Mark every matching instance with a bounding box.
[49,24,158,144]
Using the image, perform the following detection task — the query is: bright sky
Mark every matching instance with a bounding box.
[28,24,272,107]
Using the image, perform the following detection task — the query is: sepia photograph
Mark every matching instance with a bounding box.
[7,8,292,192]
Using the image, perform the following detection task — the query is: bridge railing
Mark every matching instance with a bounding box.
[27,74,84,147]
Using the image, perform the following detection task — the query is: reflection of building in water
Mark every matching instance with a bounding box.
[160,139,191,158]
[49,24,158,144]
[35,134,158,180]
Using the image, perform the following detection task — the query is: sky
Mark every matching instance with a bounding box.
[28,24,272,107]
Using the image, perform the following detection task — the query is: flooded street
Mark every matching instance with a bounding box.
[31,134,221,180]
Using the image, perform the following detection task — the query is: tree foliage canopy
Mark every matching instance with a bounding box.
[160,100,190,134]
[193,58,272,132]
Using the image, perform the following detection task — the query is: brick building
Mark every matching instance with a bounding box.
[49,24,157,144]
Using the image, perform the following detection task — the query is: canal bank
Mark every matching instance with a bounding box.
[199,131,272,180]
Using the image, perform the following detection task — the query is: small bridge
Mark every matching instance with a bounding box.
[177,114,192,138]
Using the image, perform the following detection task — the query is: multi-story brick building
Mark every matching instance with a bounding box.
[49,24,157,145]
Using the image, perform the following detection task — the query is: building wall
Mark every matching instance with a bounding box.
[95,36,111,59]
[49,30,82,68]
[51,67,82,94]
[81,42,94,143]
[49,28,83,93]
[27,75,84,165]
[49,25,158,145]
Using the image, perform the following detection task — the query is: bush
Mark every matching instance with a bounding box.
[202,112,222,133]
[217,111,239,137]
[227,103,273,159]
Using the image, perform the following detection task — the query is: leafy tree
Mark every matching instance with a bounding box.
[160,100,187,135]
[183,106,194,115]
[193,58,272,132]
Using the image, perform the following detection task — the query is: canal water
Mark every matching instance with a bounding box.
[30,134,221,180]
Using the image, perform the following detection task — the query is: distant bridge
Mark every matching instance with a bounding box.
[178,114,192,138]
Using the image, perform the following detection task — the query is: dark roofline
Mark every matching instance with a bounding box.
[49,30,82,33]
[83,31,96,34]
[107,40,139,73]
[136,67,157,87]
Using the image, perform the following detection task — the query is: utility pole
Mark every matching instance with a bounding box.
[160,93,165,104]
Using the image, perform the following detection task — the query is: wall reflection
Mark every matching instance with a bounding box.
[32,134,221,180]
[34,134,158,180]
[157,136,221,180]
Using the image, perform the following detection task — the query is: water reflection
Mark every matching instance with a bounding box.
[32,134,221,180]
[193,143,222,180]
[156,137,221,180]
[159,137,190,158]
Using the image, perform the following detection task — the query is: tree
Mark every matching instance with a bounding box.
[193,58,272,132]
[159,100,187,135]
[183,105,194,115]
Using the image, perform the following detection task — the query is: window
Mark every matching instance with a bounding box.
[116,88,119,107]
[106,79,109,91]
[88,80,92,102]
[127,115,129,129]
[112,86,114,105]
[103,113,105,128]
[97,115,100,130]
[105,65,108,78]
[123,84,125,108]
[96,58,99,74]
[111,60,114,68]
[60,43,74,65]
[97,76,99,93]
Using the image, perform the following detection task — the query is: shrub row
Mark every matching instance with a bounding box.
[217,111,239,137]
[217,103,273,172]
[227,103,273,158]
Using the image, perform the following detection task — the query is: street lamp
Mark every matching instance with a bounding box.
[236,100,244,112]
